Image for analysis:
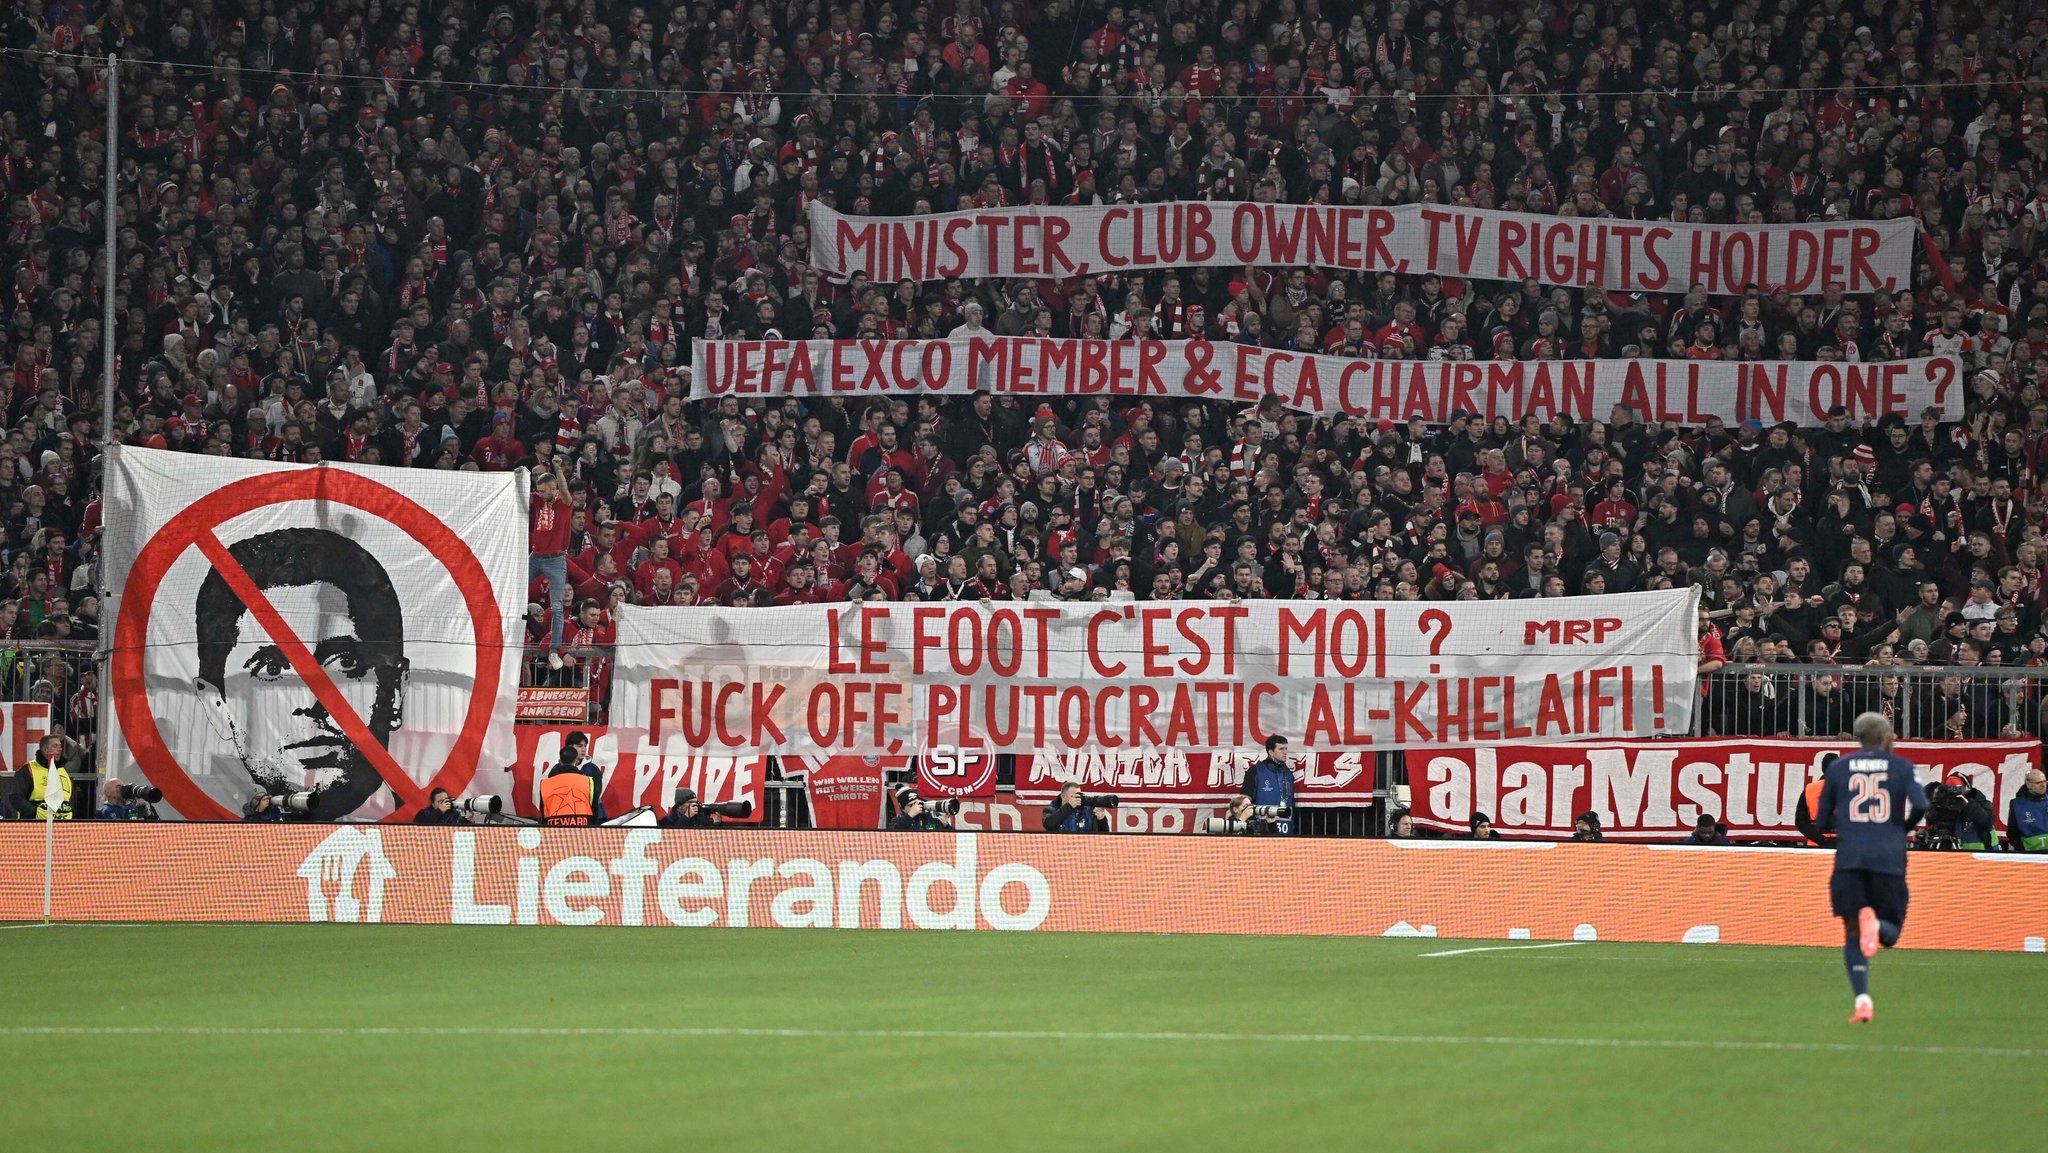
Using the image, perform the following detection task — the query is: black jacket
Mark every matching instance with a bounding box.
[1041,801,1108,833]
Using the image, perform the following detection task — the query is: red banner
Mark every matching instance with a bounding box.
[509,726,765,823]
[1405,739,2040,841]
[949,789,1234,834]
[915,748,998,799]
[1014,747,1375,805]
[780,755,892,830]
[0,702,50,771]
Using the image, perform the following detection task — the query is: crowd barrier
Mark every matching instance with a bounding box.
[6,824,2045,951]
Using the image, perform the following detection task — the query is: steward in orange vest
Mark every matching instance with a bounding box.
[1796,758,1837,847]
[540,749,596,826]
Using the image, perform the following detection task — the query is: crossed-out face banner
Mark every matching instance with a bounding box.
[101,448,527,821]
[11,824,2048,950]
[508,726,766,823]
[809,201,1915,295]
[692,337,1962,427]
[1406,738,2043,841]
[611,590,1699,757]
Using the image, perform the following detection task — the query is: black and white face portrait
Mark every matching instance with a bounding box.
[194,529,410,818]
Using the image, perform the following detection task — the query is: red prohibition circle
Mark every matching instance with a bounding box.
[112,467,505,821]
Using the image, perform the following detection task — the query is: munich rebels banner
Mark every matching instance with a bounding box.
[1014,748,1375,806]
[693,338,1963,427]
[1406,739,2042,841]
[100,448,526,822]
[808,201,1915,295]
[10,824,2048,951]
[508,726,766,822]
[612,590,1699,756]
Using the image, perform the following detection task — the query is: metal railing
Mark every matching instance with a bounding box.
[518,646,608,725]
[0,640,97,747]
[1694,663,2048,741]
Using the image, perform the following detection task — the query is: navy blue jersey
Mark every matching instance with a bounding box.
[1815,750,1928,875]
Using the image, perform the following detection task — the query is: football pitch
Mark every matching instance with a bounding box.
[4,924,2033,1152]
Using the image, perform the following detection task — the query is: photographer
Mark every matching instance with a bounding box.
[660,788,714,828]
[1041,782,1112,833]
[1571,812,1605,842]
[1686,815,1730,845]
[659,788,754,827]
[1205,794,1265,835]
[95,779,160,821]
[412,788,466,825]
[1921,771,1996,850]
[2006,770,2048,852]
[1238,734,1297,834]
[243,792,284,822]
[890,786,954,831]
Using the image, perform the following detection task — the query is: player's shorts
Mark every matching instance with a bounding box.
[1830,867,1909,926]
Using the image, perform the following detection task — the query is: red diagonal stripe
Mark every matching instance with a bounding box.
[195,529,426,809]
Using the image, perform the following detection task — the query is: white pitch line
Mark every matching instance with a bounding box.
[1419,942,1585,957]
[0,1024,2040,1060]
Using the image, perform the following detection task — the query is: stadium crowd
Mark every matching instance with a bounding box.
[2,0,2048,748]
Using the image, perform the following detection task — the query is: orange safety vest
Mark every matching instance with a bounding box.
[1803,779,1831,847]
[540,771,595,826]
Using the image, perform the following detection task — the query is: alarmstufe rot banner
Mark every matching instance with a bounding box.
[101,448,525,822]
[8,824,2047,951]
[509,725,765,822]
[808,201,1915,295]
[612,590,1700,756]
[1013,747,1375,805]
[1406,738,2042,841]
[692,338,1960,427]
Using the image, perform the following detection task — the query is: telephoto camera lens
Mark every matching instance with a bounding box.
[457,795,503,815]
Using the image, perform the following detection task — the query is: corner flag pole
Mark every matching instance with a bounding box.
[42,756,55,924]
[100,52,116,428]
[66,52,118,927]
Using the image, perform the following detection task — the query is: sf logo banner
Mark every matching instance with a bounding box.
[916,746,997,798]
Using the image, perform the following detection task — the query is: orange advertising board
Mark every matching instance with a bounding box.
[4,825,2046,951]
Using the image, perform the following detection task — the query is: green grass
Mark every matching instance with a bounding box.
[1,924,2032,1152]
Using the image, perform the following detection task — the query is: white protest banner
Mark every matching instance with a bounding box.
[610,590,1699,757]
[1405,738,2042,841]
[693,337,1963,426]
[809,201,1916,296]
[101,447,526,821]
